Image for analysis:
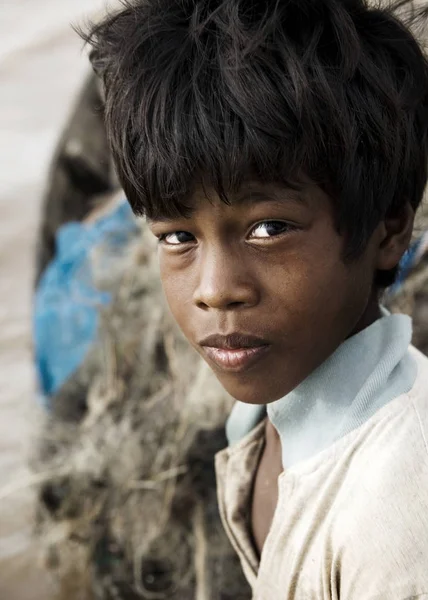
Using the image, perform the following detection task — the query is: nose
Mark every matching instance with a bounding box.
[193,249,259,310]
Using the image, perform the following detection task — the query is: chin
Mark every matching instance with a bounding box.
[217,374,291,405]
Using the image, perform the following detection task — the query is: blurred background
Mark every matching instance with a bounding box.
[0,2,106,597]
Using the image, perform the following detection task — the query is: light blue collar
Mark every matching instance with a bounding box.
[226,313,416,468]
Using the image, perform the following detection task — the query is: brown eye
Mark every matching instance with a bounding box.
[249,221,293,239]
[159,231,195,245]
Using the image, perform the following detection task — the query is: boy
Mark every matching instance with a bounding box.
[83,0,428,597]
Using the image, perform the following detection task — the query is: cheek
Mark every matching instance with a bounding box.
[159,264,194,332]
[265,239,373,333]
[266,243,341,304]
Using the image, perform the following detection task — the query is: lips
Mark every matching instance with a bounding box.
[199,333,270,372]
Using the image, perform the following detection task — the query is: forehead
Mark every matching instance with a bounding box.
[150,181,314,223]
[203,182,306,206]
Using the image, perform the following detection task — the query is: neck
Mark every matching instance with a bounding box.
[267,311,415,468]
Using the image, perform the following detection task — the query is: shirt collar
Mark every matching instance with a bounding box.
[268,312,416,467]
[226,312,416,468]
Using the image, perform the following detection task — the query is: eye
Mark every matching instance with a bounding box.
[249,220,295,239]
[158,231,195,245]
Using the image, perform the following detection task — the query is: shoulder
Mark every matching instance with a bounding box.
[333,349,428,598]
[337,346,428,526]
[346,344,428,474]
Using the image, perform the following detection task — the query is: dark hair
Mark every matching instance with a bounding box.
[81,0,428,286]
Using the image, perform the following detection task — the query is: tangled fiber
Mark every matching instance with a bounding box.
[34,222,251,600]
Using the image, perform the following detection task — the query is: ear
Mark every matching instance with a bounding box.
[376,203,415,271]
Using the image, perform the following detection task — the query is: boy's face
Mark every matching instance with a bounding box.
[149,182,382,404]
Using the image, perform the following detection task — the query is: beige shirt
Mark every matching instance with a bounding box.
[215,346,428,599]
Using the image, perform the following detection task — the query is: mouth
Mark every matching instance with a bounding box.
[199,333,271,372]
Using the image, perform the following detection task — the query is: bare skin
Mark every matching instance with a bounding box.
[251,420,284,555]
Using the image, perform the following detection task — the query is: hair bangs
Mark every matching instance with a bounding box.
[98,6,313,220]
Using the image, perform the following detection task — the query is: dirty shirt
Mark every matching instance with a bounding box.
[215,313,428,599]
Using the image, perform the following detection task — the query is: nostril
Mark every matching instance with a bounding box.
[196,299,245,310]
[228,301,245,308]
[193,278,259,310]
[196,299,210,310]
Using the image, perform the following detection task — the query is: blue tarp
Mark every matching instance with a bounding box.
[388,231,428,295]
[34,200,138,404]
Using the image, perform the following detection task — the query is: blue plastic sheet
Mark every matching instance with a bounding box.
[34,200,139,405]
[388,231,428,296]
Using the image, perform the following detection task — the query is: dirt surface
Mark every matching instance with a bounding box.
[0,2,107,598]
